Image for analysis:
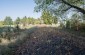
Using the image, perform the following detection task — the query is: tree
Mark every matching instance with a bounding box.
[34,18,41,24]
[34,0,85,15]
[41,10,53,24]
[15,17,21,25]
[27,17,35,24]
[0,21,4,27]
[15,17,21,31]
[4,16,13,26]
[70,13,81,30]
[41,10,58,24]
[52,16,58,24]
[21,16,28,26]
[66,20,71,29]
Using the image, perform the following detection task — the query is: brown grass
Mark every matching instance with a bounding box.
[14,27,85,55]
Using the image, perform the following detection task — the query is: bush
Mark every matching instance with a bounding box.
[0,39,2,43]
[79,23,85,31]
[0,46,12,55]
[66,20,70,29]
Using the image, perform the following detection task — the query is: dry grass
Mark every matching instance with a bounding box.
[0,28,33,55]
[14,27,85,55]
[0,25,85,55]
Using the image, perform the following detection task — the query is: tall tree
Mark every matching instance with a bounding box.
[34,0,85,15]
[4,16,13,26]
[41,10,53,24]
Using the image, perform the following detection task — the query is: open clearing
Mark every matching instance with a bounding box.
[12,26,85,55]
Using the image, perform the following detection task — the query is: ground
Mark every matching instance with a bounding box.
[13,26,85,55]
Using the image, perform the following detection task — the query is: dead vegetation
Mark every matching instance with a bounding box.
[14,27,85,55]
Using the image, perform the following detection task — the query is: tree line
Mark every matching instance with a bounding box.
[0,12,58,27]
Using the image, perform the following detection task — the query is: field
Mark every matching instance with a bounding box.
[0,25,85,55]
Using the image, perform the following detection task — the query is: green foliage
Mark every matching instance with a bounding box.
[70,13,82,30]
[34,0,54,12]
[27,17,35,24]
[4,16,13,25]
[66,20,70,29]
[34,0,85,15]
[79,23,85,30]
[14,16,42,26]
[15,17,21,25]
[34,0,85,31]
[34,19,41,24]
[0,21,4,27]
[21,16,28,26]
[41,10,58,24]
[52,16,58,24]
[59,22,64,28]
[41,10,52,24]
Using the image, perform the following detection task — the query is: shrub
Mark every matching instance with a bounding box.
[0,39,2,43]
[79,23,85,31]
[66,20,70,29]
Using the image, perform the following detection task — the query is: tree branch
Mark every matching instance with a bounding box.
[61,0,85,14]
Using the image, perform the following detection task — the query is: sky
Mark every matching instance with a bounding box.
[0,0,41,21]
